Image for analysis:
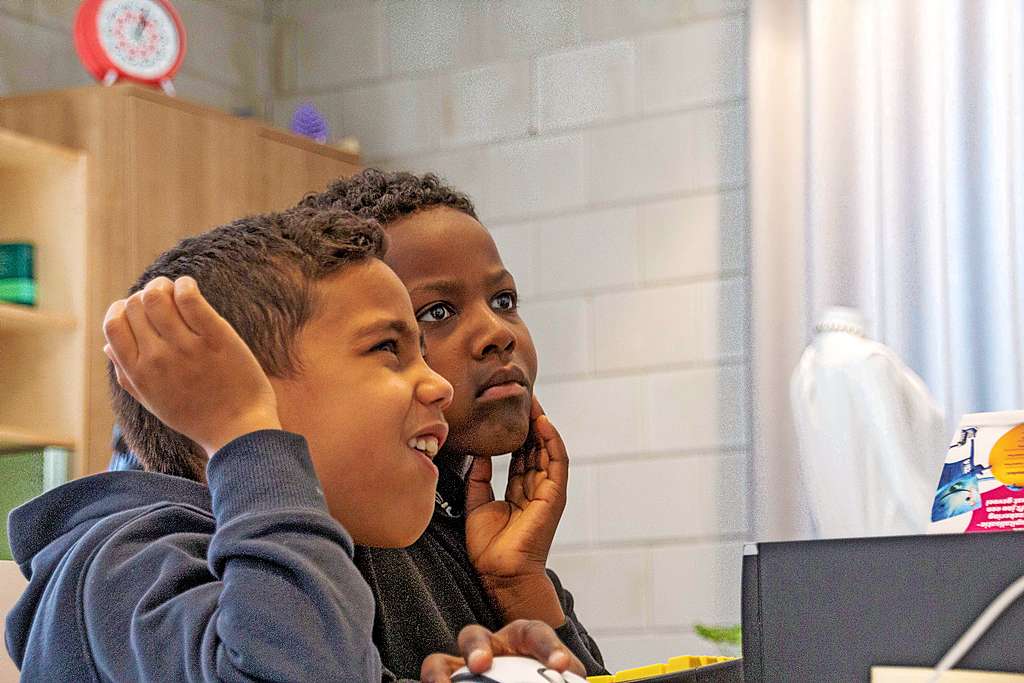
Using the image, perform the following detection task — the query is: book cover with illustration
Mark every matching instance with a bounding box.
[929,411,1024,534]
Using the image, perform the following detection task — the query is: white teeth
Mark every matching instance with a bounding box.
[408,435,440,457]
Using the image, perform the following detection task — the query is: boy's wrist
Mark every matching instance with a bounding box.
[203,409,282,458]
[207,430,332,526]
[481,572,566,629]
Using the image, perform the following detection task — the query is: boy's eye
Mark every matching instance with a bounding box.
[373,339,399,355]
[417,302,455,323]
[491,291,517,311]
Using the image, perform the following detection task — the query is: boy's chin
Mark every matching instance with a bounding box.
[462,419,530,458]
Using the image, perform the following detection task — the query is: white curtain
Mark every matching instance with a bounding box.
[749,0,1024,540]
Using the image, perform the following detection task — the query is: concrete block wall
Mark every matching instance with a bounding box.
[0,0,271,117]
[1,0,751,672]
[273,0,750,670]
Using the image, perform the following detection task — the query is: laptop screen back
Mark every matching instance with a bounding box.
[741,533,1024,681]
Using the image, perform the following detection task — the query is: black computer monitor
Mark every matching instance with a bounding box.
[742,533,1024,681]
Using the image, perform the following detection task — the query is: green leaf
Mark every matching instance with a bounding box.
[694,624,742,646]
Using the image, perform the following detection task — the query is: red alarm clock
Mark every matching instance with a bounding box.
[74,0,186,95]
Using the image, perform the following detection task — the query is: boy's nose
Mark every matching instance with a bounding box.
[419,365,454,411]
[473,308,516,360]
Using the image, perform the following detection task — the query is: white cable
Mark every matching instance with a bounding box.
[925,574,1024,683]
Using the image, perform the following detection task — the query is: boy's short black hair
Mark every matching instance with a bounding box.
[298,168,477,225]
[110,208,386,482]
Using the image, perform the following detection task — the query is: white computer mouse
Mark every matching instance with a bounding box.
[450,656,588,683]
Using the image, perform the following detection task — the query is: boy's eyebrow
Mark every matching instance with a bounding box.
[353,318,416,341]
[485,269,514,287]
[408,279,461,298]
[409,270,514,298]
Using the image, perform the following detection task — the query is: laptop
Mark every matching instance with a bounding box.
[742,533,1024,681]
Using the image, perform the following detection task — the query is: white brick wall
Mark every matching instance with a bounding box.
[5,0,751,673]
[0,0,272,117]
[441,61,532,147]
[535,40,637,132]
[338,76,443,158]
[639,15,747,113]
[273,0,750,672]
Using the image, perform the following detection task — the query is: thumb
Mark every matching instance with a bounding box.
[465,456,494,514]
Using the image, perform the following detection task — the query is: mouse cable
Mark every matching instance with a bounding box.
[926,573,1024,683]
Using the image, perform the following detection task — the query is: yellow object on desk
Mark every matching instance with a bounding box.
[587,656,737,682]
[613,664,665,681]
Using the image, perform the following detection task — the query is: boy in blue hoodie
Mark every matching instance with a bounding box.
[5,208,586,682]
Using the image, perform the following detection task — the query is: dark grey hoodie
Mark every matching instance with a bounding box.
[4,430,382,682]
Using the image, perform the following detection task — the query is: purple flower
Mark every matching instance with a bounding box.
[290,102,329,144]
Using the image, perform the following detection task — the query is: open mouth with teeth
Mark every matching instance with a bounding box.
[407,435,440,458]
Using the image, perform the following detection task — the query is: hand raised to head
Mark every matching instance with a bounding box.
[103,276,281,458]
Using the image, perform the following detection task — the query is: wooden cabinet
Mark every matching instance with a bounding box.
[0,85,360,476]
[0,129,87,477]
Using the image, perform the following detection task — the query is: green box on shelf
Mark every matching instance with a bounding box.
[0,242,36,306]
[0,447,68,561]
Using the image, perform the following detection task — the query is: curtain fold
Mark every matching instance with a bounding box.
[750,0,1024,540]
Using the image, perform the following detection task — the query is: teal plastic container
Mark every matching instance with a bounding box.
[0,242,36,306]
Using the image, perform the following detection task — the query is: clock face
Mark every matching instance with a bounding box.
[97,0,180,79]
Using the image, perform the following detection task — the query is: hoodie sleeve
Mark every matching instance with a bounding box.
[81,430,382,682]
[548,569,608,676]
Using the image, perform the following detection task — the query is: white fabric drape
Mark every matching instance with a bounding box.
[750,0,1024,540]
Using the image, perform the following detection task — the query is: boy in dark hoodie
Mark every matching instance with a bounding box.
[5,208,586,682]
[297,171,608,680]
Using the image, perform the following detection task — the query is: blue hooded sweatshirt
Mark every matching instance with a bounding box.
[4,430,382,682]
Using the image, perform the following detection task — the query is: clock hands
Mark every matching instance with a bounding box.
[134,9,149,41]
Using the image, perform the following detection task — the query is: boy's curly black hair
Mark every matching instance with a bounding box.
[298,168,478,225]
[110,207,386,482]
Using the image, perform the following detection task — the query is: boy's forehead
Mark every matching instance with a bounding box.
[312,260,416,331]
[385,207,504,281]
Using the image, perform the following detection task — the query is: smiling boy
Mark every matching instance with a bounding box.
[4,207,586,682]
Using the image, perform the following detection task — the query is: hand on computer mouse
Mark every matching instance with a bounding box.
[419,620,585,683]
[449,655,588,683]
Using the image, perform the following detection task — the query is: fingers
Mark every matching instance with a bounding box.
[500,620,584,675]
[535,413,569,495]
[457,624,497,673]
[104,344,142,402]
[530,394,544,420]
[123,288,161,361]
[465,456,496,514]
[524,465,547,501]
[419,652,466,683]
[141,277,198,346]
[172,276,224,339]
[102,299,139,368]
[506,450,528,507]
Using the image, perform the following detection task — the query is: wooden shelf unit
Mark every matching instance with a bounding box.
[0,426,76,452]
[0,85,361,475]
[0,129,87,475]
[0,302,77,334]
